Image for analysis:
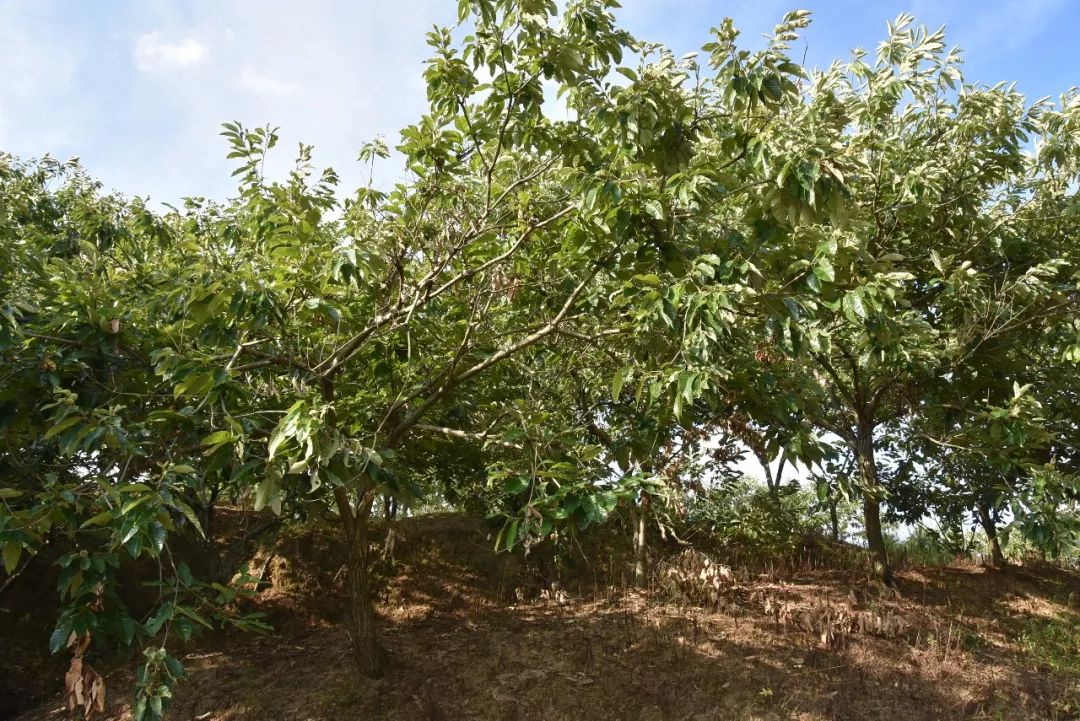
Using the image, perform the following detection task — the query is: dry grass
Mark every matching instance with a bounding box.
[8,514,1080,721]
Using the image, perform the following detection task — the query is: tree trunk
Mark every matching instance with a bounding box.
[756,449,783,506]
[861,494,892,585]
[976,502,1006,568]
[323,377,386,678]
[829,494,840,542]
[344,514,385,677]
[855,429,893,586]
[775,451,788,492]
[633,495,650,586]
[761,456,777,499]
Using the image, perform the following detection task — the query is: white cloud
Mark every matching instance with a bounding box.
[240,66,296,95]
[134,32,207,72]
[3,0,1067,209]
[0,4,79,151]
[108,0,448,202]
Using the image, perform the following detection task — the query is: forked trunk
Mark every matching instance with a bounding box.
[976,502,1006,568]
[323,379,386,678]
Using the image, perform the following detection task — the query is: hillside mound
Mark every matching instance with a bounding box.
[7,512,1080,721]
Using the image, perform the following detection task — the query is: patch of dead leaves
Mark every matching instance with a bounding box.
[760,590,906,647]
[64,632,106,719]
[656,549,736,606]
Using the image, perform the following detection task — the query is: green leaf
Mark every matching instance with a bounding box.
[149,522,166,554]
[642,199,664,220]
[119,614,136,645]
[44,415,82,439]
[171,499,206,539]
[268,401,307,460]
[49,624,70,654]
[145,604,173,635]
[176,561,194,587]
[505,476,529,494]
[612,365,631,401]
[147,410,194,425]
[201,431,234,447]
[842,292,866,322]
[3,541,22,574]
[813,258,835,283]
[762,73,782,100]
[163,654,185,680]
[121,494,154,516]
[254,475,279,514]
[174,372,214,398]
[80,510,114,529]
[505,519,519,550]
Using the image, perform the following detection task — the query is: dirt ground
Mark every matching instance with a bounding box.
[7,514,1080,721]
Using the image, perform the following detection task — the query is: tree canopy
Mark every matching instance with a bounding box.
[2,2,1079,716]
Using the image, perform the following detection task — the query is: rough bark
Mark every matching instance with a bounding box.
[344,512,385,677]
[861,494,892,585]
[855,428,893,586]
[321,377,386,677]
[976,502,1006,568]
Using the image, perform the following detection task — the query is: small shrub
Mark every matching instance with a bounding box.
[679,477,849,568]
[886,527,973,567]
[1018,616,1080,677]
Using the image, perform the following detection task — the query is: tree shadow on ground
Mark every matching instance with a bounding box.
[66,585,1068,721]
[12,517,1080,721]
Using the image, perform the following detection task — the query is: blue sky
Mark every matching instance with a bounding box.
[1,0,1076,205]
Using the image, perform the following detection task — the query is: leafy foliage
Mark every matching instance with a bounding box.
[2,1,1080,708]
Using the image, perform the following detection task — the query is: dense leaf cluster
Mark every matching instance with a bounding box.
[2,1,1079,711]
